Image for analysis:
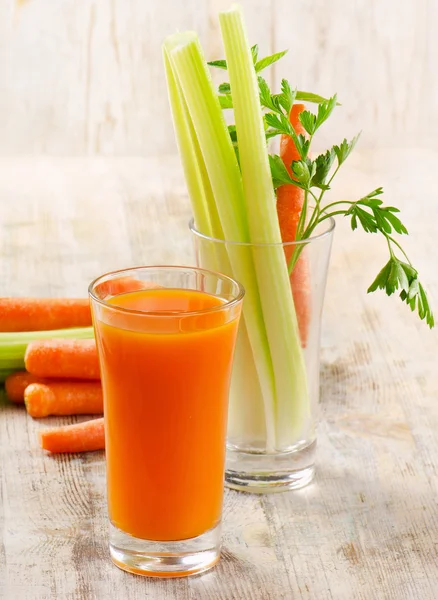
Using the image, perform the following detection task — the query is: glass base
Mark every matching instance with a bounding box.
[109,522,221,577]
[225,439,316,493]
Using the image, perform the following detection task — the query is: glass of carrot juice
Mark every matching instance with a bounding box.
[88,266,244,577]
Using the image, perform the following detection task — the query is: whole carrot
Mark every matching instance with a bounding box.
[277,104,307,245]
[5,370,50,404]
[25,339,100,380]
[40,418,105,453]
[276,103,311,346]
[24,381,103,417]
[0,298,91,332]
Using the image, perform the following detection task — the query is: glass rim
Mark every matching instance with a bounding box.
[88,264,245,318]
[189,216,336,247]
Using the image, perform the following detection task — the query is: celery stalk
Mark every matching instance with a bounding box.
[164,32,277,450]
[163,54,260,436]
[219,5,309,446]
[164,33,248,239]
[227,319,267,446]
[164,45,229,280]
[0,326,94,372]
[163,47,223,241]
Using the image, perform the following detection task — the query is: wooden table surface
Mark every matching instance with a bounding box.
[0,150,437,600]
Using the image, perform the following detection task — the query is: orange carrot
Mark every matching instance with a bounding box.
[25,339,100,380]
[277,104,307,244]
[24,381,103,417]
[0,298,91,332]
[4,371,50,404]
[276,103,311,346]
[40,418,105,453]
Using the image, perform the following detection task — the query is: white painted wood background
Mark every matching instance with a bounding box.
[0,0,437,155]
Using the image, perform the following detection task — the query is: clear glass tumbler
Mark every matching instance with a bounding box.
[190,219,335,493]
[89,266,244,577]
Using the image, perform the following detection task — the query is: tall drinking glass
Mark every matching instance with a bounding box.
[190,219,335,493]
[89,266,244,577]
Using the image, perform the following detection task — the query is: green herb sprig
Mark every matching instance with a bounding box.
[208,48,434,328]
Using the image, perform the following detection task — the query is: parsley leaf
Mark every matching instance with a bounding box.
[315,95,337,129]
[228,124,237,143]
[292,134,310,161]
[259,77,297,115]
[207,58,227,69]
[312,149,336,189]
[292,159,316,188]
[297,95,337,136]
[265,129,281,140]
[415,283,434,327]
[295,91,335,104]
[277,79,296,114]
[218,82,231,94]
[368,258,434,328]
[218,95,233,109]
[269,155,295,188]
[345,189,408,235]
[299,111,317,136]
[264,113,310,159]
[264,112,292,136]
[258,77,283,113]
[334,133,361,166]
[209,45,281,73]
[255,49,288,72]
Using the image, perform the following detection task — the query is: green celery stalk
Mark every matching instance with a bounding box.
[163,45,223,241]
[164,32,278,450]
[227,319,267,446]
[164,43,229,281]
[0,326,94,371]
[164,33,247,239]
[165,36,262,428]
[219,5,309,446]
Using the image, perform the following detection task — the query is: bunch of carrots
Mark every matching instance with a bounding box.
[1,298,105,454]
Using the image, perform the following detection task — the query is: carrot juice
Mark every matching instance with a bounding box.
[92,284,242,543]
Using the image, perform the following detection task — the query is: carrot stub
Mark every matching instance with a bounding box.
[276,103,311,347]
[0,298,91,332]
[40,418,105,453]
[24,381,103,417]
[4,371,50,404]
[25,339,100,380]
